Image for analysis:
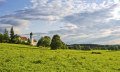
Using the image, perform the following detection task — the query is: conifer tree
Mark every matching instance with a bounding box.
[3,29,9,43]
[10,27,15,43]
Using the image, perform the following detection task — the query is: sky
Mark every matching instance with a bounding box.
[0,0,120,45]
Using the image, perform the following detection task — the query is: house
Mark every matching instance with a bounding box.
[19,36,37,45]
[19,36,28,43]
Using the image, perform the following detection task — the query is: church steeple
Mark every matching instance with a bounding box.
[30,32,33,45]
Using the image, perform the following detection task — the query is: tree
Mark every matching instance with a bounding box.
[61,42,68,49]
[50,35,67,50]
[0,33,3,43]
[3,29,9,43]
[42,36,51,47]
[37,37,44,47]
[37,36,51,47]
[10,27,15,43]
[27,38,31,45]
[14,34,20,44]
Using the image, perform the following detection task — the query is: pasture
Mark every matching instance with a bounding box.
[0,43,120,72]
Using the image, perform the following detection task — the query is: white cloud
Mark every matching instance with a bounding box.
[0,18,29,33]
[1,0,120,44]
[113,0,120,3]
[61,23,78,30]
[0,0,115,21]
[48,3,120,44]
[111,4,120,20]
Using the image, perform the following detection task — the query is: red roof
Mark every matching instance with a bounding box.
[20,37,28,41]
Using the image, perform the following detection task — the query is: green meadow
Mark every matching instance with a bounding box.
[0,43,120,72]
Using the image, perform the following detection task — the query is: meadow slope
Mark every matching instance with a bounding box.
[0,43,120,72]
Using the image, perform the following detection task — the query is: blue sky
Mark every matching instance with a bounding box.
[0,0,30,16]
[0,0,120,44]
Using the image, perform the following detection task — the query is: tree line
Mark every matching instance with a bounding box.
[0,27,30,45]
[0,27,120,50]
[68,44,120,50]
[0,27,68,50]
[37,35,68,50]
[0,27,16,43]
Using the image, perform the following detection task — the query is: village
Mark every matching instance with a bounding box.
[19,32,37,46]
[0,27,37,46]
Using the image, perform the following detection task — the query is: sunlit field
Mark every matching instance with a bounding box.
[0,43,120,72]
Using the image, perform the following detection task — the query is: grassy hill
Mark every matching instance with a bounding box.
[0,43,120,72]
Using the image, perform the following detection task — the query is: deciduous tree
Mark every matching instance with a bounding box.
[50,35,67,50]
[37,36,51,47]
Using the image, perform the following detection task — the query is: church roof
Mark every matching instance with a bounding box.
[20,37,28,41]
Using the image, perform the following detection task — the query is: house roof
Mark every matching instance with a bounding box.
[20,37,28,41]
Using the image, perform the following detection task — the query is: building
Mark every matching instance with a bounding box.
[19,36,28,43]
[30,38,37,46]
[30,32,37,46]
[19,36,37,46]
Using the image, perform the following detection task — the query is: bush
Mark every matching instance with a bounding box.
[32,60,42,64]
[91,52,102,54]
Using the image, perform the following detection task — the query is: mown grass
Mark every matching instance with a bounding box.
[0,43,120,72]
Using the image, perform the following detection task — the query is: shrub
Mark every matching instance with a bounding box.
[91,52,102,54]
[32,60,42,64]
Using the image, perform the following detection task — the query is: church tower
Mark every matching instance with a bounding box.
[30,32,33,45]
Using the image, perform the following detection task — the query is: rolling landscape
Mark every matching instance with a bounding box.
[0,0,120,72]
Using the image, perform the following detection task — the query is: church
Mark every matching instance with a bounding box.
[30,32,37,46]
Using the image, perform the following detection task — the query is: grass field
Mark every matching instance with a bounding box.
[0,43,120,72]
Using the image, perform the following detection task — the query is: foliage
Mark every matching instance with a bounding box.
[0,33,3,43]
[61,42,68,49]
[27,38,31,45]
[0,43,120,72]
[10,26,15,43]
[0,27,31,45]
[50,35,62,50]
[50,35,67,50]
[3,29,10,43]
[37,37,44,47]
[0,29,10,43]
[91,52,102,54]
[14,34,21,44]
[68,44,120,51]
[37,36,51,47]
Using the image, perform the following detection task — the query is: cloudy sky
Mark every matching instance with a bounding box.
[0,0,120,44]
